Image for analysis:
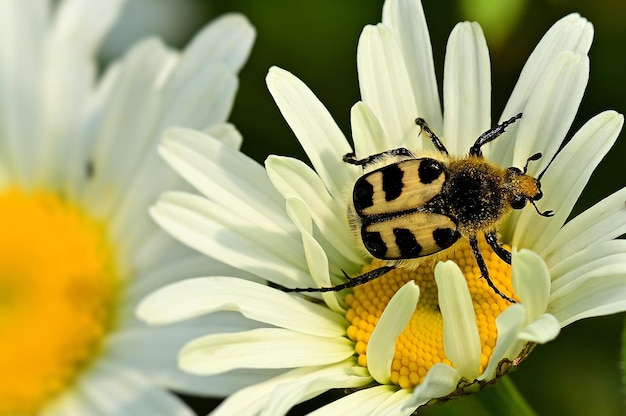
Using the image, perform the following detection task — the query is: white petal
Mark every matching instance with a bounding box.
[266,155,362,265]
[513,111,623,250]
[502,52,590,241]
[371,389,414,416]
[85,153,179,272]
[541,187,626,266]
[87,164,179,241]
[79,39,172,219]
[382,0,442,132]
[63,60,120,201]
[211,362,368,416]
[479,304,526,380]
[514,13,593,87]
[548,271,626,327]
[137,277,346,336]
[518,313,560,343]
[151,192,310,287]
[204,122,243,149]
[309,385,398,416]
[285,198,345,312]
[156,14,252,130]
[492,13,593,165]
[0,0,47,186]
[550,240,626,293]
[106,168,184,267]
[436,261,481,379]
[357,24,419,149]
[350,101,390,160]
[159,128,291,230]
[262,363,372,416]
[35,0,124,189]
[173,13,254,73]
[105,317,278,396]
[266,67,354,200]
[120,252,264,319]
[116,231,205,287]
[160,14,255,129]
[158,61,237,131]
[210,369,298,416]
[405,363,459,409]
[552,263,626,302]
[179,328,354,375]
[367,281,420,384]
[512,52,589,173]
[512,249,551,321]
[54,0,124,54]
[58,359,193,416]
[442,21,491,154]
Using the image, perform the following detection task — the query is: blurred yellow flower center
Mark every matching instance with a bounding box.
[0,189,118,414]
[345,238,514,389]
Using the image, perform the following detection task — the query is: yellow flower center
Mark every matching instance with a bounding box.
[0,189,118,415]
[345,238,514,389]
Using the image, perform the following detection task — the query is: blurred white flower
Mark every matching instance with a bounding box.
[0,0,254,414]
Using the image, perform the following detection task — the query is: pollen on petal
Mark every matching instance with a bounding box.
[345,238,514,389]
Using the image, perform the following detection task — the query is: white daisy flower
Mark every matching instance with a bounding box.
[0,0,255,414]
[138,0,626,414]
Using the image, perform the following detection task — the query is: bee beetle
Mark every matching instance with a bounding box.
[280,113,553,303]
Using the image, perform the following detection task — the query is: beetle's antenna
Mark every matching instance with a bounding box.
[531,200,554,217]
[536,148,562,181]
[523,152,542,173]
[537,162,550,181]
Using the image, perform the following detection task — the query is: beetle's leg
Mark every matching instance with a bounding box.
[469,113,522,158]
[484,231,511,264]
[415,117,449,155]
[469,236,517,303]
[272,266,395,293]
[343,148,414,167]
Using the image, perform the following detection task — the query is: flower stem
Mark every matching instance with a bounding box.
[418,376,537,416]
[478,376,537,416]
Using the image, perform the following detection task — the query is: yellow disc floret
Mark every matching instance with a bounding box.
[0,189,118,414]
[345,238,514,389]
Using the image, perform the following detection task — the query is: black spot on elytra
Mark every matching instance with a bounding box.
[382,164,404,201]
[393,228,422,258]
[418,159,444,184]
[362,231,387,258]
[432,227,460,249]
[353,178,374,212]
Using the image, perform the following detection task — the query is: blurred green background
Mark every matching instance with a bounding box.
[103,0,625,414]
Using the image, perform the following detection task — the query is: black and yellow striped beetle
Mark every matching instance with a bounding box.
[281,113,553,303]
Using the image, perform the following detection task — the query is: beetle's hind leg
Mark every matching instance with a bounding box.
[272,266,396,293]
[469,236,517,303]
[343,148,414,167]
[484,231,512,264]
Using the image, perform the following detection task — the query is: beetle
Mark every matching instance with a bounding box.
[280,113,553,303]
